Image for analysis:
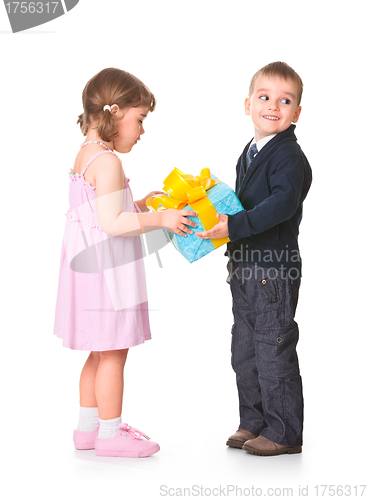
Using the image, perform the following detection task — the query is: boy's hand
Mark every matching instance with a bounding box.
[196,213,229,239]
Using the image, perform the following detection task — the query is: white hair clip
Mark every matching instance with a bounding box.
[103,105,111,112]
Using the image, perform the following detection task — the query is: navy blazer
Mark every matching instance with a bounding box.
[226,125,312,276]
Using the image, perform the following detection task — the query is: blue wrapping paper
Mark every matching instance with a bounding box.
[164,175,243,263]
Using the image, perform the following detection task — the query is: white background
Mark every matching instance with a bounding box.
[1,1,367,499]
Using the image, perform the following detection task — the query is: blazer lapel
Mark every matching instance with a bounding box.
[235,140,252,196]
[236,125,297,200]
[237,146,263,199]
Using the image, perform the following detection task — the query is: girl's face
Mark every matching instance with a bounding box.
[113,106,149,153]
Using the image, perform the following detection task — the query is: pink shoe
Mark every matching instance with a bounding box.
[95,423,160,458]
[73,425,99,450]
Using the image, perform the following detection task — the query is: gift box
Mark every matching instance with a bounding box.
[146,168,244,263]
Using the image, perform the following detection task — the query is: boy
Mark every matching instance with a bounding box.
[196,62,312,456]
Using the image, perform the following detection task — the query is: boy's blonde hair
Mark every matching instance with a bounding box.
[249,62,303,106]
[77,68,156,142]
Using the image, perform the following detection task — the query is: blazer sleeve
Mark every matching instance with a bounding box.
[228,151,305,241]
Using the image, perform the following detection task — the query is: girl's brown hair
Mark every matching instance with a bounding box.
[77,68,156,142]
[249,61,303,106]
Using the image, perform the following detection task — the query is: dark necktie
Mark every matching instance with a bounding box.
[246,143,258,168]
[240,142,258,181]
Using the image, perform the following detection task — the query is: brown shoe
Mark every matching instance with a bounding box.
[226,429,258,449]
[242,435,302,456]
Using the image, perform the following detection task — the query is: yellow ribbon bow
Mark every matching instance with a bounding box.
[146,167,229,248]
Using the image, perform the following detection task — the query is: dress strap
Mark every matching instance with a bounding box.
[86,150,115,167]
[82,150,116,175]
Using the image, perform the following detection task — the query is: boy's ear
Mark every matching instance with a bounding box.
[244,97,251,116]
[293,105,302,123]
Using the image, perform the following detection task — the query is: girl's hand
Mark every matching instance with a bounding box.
[135,191,167,213]
[196,213,229,239]
[161,209,197,237]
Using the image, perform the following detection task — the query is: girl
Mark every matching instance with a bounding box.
[53,68,196,458]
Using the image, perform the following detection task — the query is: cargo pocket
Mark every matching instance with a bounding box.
[254,326,299,379]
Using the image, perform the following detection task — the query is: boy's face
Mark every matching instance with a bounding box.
[245,75,302,142]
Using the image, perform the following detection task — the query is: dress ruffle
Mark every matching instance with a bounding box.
[68,168,131,189]
[68,168,96,190]
[65,211,104,231]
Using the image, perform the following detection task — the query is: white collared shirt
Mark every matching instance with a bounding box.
[250,134,276,155]
[243,134,277,176]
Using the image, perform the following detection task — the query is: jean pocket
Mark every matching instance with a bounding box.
[286,277,301,320]
[259,277,282,304]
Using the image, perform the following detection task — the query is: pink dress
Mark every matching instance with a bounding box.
[53,151,151,351]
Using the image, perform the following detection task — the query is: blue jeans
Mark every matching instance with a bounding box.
[228,260,303,447]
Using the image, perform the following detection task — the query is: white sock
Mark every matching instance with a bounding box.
[98,416,122,439]
[76,406,99,432]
